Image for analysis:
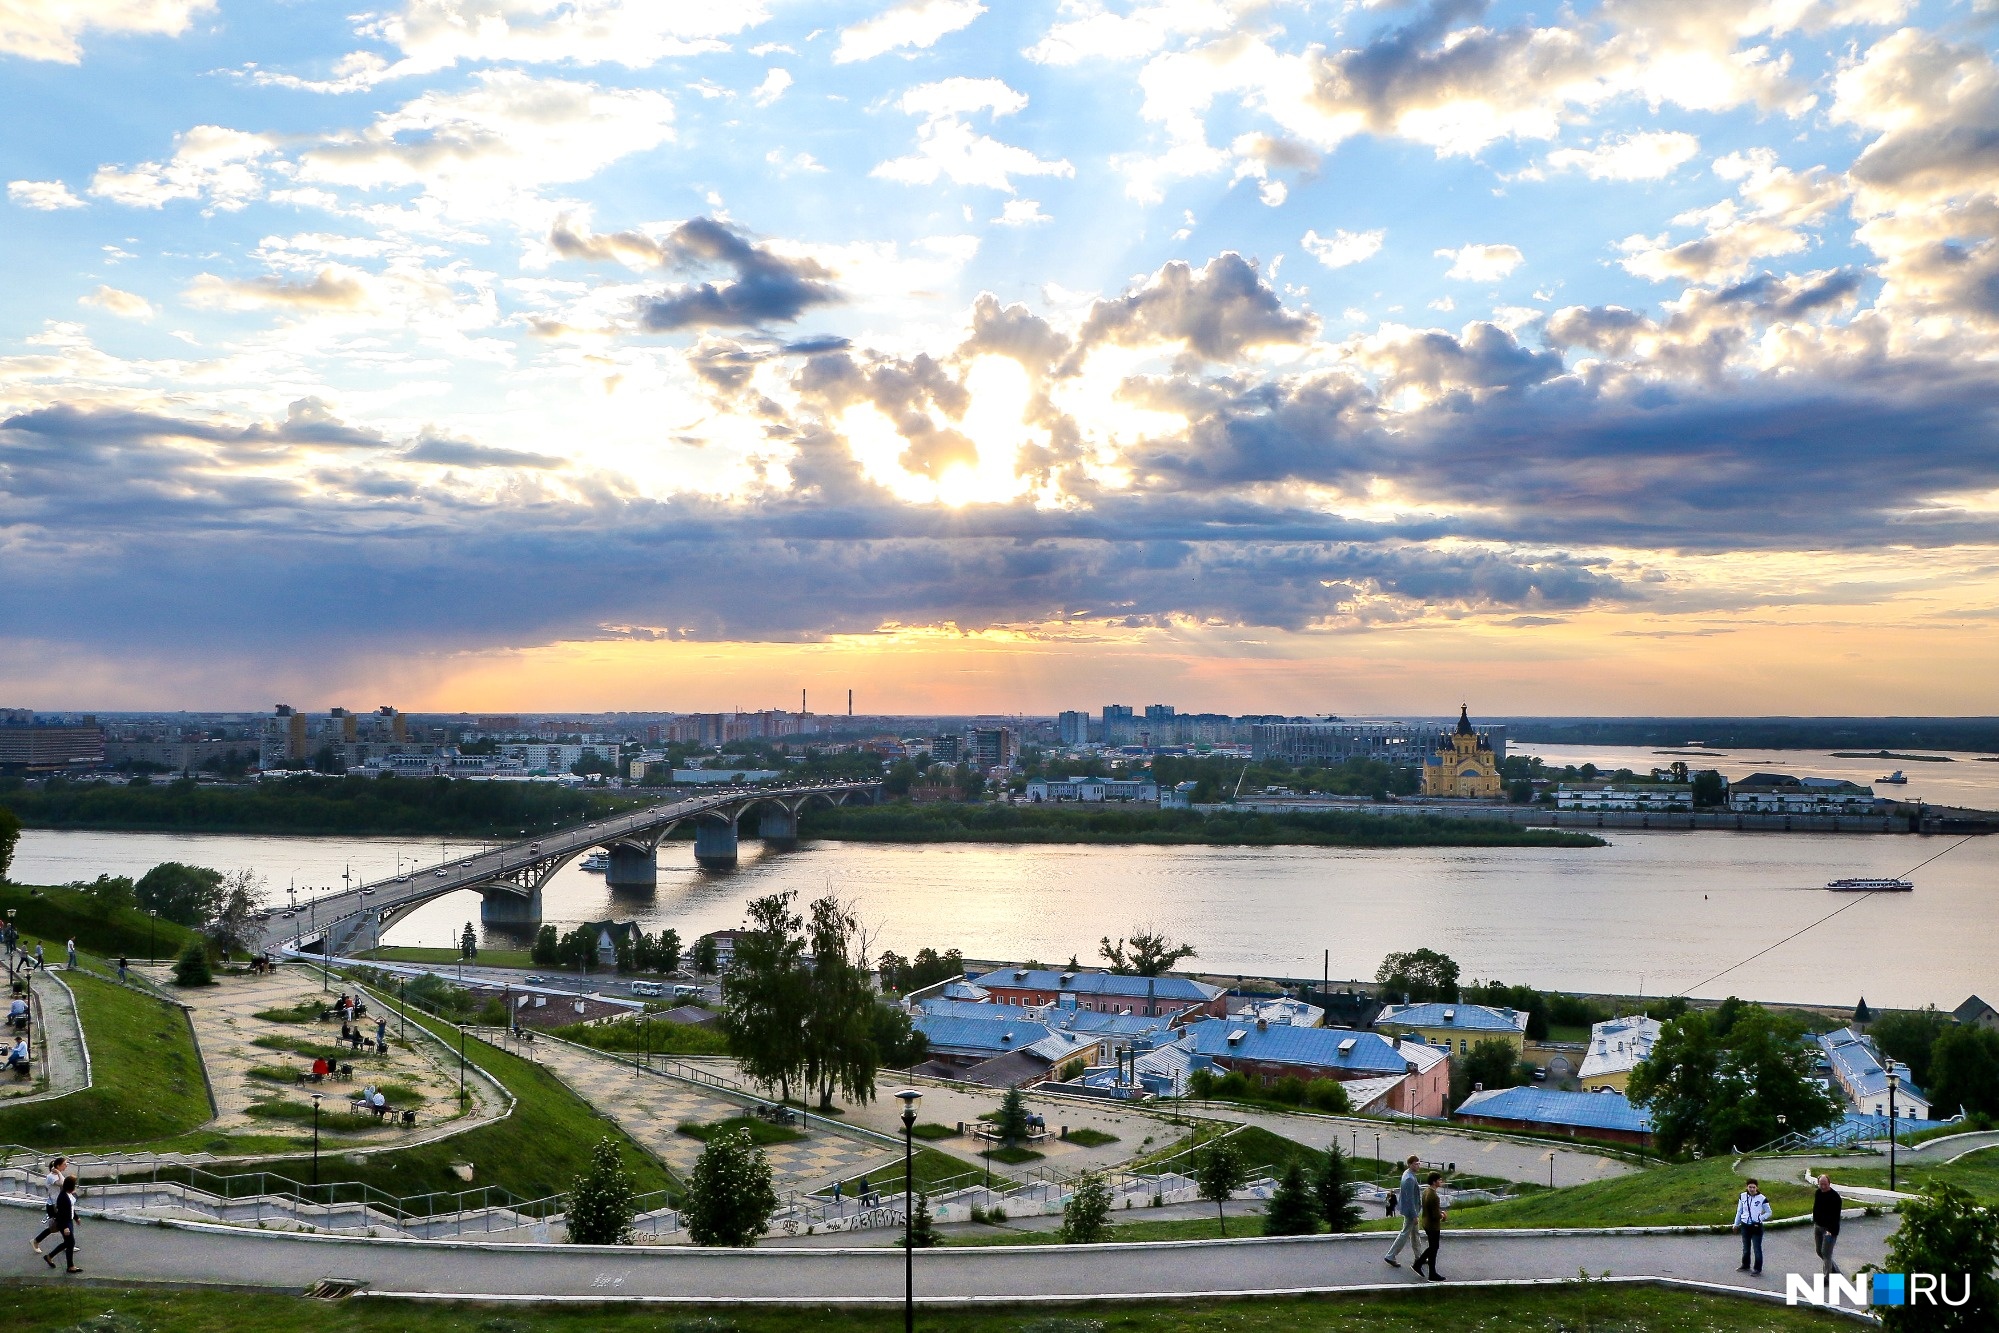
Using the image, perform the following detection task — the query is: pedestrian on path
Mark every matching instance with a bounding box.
[41,1175,79,1273]
[31,944,42,971]
[64,940,76,970]
[1412,1172,1448,1281]
[1734,1179,1772,1276]
[1812,1175,1842,1275]
[31,1156,66,1256]
[1382,1155,1422,1268]
[116,958,127,985]
[376,1017,387,1053]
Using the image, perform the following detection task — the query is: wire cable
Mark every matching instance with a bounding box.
[1677,834,1974,996]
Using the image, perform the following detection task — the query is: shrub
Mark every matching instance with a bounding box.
[1305,1079,1352,1114]
[684,1127,778,1247]
[567,1136,638,1245]
[1877,1181,1998,1331]
[1263,1162,1317,1236]
[1270,1075,1308,1105]
[171,940,213,987]
[1059,1171,1113,1244]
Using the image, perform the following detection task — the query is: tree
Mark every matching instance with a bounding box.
[1629,1006,1840,1156]
[171,940,213,987]
[683,1127,778,1247]
[1376,948,1460,1003]
[692,934,720,976]
[136,862,226,928]
[1451,1038,1526,1108]
[1059,1172,1113,1243]
[870,1002,928,1069]
[460,922,478,960]
[531,924,559,966]
[556,924,599,972]
[1690,769,1727,808]
[654,928,682,975]
[1263,1162,1317,1236]
[906,1190,939,1248]
[1196,1137,1245,1236]
[76,873,136,910]
[1872,1007,1952,1089]
[1929,1024,1999,1119]
[802,895,881,1111]
[720,892,809,1104]
[1853,997,1874,1028]
[1313,1141,1363,1233]
[1878,1181,1999,1332]
[1627,1010,1724,1157]
[566,1137,637,1245]
[995,1085,1032,1145]
[0,803,18,882]
[1099,927,1197,977]
[205,869,263,959]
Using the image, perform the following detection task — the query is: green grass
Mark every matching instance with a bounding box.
[0,882,204,961]
[0,971,212,1147]
[243,1099,390,1133]
[0,1280,1860,1331]
[909,1121,959,1140]
[364,945,537,969]
[1063,1127,1120,1147]
[834,1144,984,1197]
[1805,1146,1999,1205]
[249,1033,389,1063]
[252,997,328,1022]
[1378,1158,1815,1231]
[677,1115,808,1146]
[159,994,672,1206]
[551,1015,732,1057]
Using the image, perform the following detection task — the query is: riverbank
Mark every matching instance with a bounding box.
[796,803,1606,848]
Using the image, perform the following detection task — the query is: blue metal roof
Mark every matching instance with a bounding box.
[909,1012,1052,1057]
[1454,1086,1653,1134]
[1378,1002,1526,1034]
[1182,1019,1418,1073]
[916,997,1171,1038]
[969,967,1221,1003]
[1820,1027,1928,1104]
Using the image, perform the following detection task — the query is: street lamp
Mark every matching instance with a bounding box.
[148,909,159,965]
[1887,1071,1900,1192]
[458,1023,468,1104]
[896,1088,922,1333]
[311,1093,324,1186]
[1405,1059,1420,1130]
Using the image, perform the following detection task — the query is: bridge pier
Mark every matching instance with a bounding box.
[605,842,657,889]
[480,885,542,925]
[757,805,799,849]
[694,817,739,869]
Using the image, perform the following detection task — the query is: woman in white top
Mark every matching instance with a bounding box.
[31,1156,67,1255]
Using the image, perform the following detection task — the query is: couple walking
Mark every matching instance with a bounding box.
[1731,1175,1844,1279]
[29,1155,80,1274]
[1382,1155,1449,1280]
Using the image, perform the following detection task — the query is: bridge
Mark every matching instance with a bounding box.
[264,780,880,956]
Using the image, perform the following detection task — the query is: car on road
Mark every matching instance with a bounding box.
[435,869,448,876]
[524,975,547,984]
[672,984,702,1000]
[361,887,375,896]
[630,980,665,997]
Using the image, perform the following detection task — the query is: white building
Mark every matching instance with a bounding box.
[1728,775,1879,814]
[1820,1027,1933,1120]
[1025,775,1160,803]
[1577,1014,1662,1091]
[1227,996,1324,1028]
[1555,784,1693,811]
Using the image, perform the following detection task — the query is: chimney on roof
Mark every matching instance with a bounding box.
[1256,1017,1267,1032]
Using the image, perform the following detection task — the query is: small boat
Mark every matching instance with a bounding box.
[580,852,610,873]
[1877,770,1909,784]
[1826,877,1914,892]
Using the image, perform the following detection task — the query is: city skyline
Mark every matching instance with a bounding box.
[5,1,1997,713]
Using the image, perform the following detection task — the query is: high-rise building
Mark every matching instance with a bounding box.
[0,715,104,774]
[966,727,1017,771]
[1101,704,1134,744]
[1056,710,1090,746]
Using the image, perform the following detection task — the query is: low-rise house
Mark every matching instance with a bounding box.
[1454,1087,1654,1148]
[697,929,742,971]
[914,997,1175,1041]
[1577,1015,1662,1093]
[1075,1033,1198,1099]
[956,1028,1108,1088]
[1554,783,1693,811]
[1377,1001,1531,1057]
[1025,775,1160,802]
[1820,1027,1933,1120]
[1182,1018,1451,1117]
[1316,988,1386,1030]
[1159,780,1201,809]
[1727,773,1880,814]
[1954,995,1998,1032]
[967,966,1227,1019]
[1227,995,1324,1028]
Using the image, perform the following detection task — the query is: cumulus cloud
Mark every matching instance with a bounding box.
[874,78,1074,193]
[1543,130,1700,180]
[1074,252,1316,363]
[8,180,85,210]
[1437,243,1524,281]
[834,0,984,64]
[1302,228,1385,269]
[547,217,842,331]
[0,0,212,64]
[80,286,154,319]
[750,68,792,107]
[90,125,278,212]
[405,432,564,468]
[185,267,374,312]
[993,199,1051,226]
[1617,150,1842,283]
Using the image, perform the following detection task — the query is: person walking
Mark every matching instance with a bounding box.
[1734,1179,1772,1276]
[116,957,127,985]
[30,1157,66,1256]
[376,1016,388,1053]
[1383,1155,1422,1268]
[1412,1172,1448,1280]
[30,944,42,972]
[1812,1174,1843,1275]
[42,1175,79,1273]
[64,940,76,971]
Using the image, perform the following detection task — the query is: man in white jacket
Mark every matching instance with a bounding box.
[1734,1179,1773,1276]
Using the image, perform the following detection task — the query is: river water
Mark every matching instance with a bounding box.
[11,745,1995,1008]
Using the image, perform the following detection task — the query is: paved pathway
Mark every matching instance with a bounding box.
[527,1036,902,1190]
[1192,1103,1639,1185]
[5,1199,1893,1301]
[0,968,87,1105]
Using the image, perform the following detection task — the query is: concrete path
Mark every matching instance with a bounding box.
[1870,1130,1999,1164]
[4,1198,1893,1301]
[0,968,88,1105]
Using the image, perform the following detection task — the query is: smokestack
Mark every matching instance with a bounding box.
[848,689,853,717]
[801,689,806,715]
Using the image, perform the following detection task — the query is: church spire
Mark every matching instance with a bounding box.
[1456,703,1473,736]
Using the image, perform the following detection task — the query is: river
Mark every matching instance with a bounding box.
[13,764,1994,1011]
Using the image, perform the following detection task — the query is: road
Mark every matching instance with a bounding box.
[13,1200,1891,1301]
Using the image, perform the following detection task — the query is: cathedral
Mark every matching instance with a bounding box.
[1421,705,1504,799]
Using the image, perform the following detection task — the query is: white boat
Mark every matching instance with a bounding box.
[1877,770,1908,784]
[1826,877,1914,892]
[580,852,610,873]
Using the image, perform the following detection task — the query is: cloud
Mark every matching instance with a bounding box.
[80,286,154,320]
[1544,130,1700,180]
[1026,0,1238,67]
[1074,252,1316,364]
[89,125,278,211]
[1437,243,1524,281]
[834,0,985,64]
[553,217,844,331]
[1302,228,1385,270]
[404,433,564,468]
[184,266,375,312]
[0,0,212,63]
[874,78,1074,193]
[1616,151,1842,283]
[750,68,792,107]
[992,199,1051,226]
[8,180,86,210]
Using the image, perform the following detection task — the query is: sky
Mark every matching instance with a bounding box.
[3,0,1998,717]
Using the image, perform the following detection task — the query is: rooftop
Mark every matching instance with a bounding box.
[969,967,1223,1003]
[1820,1027,1928,1104]
[1377,1001,1530,1034]
[1183,1018,1447,1075]
[914,997,1174,1039]
[1454,1086,1654,1135]
[1578,1014,1662,1080]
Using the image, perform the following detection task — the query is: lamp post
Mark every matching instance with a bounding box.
[1405,1059,1419,1130]
[148,909,158,965]
[311,1093,324,1187]
[896,1088,922,1333]
[458,1023,468,1103]
[1887,1072,1899,1192]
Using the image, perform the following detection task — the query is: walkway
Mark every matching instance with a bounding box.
[0,968,88,1105]
[1192,1103,1639,1185]
[527,1037,902,1190]
[5,1199,1894,1301]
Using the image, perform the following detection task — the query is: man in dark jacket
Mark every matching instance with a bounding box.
[1812,1174,1843,1275]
